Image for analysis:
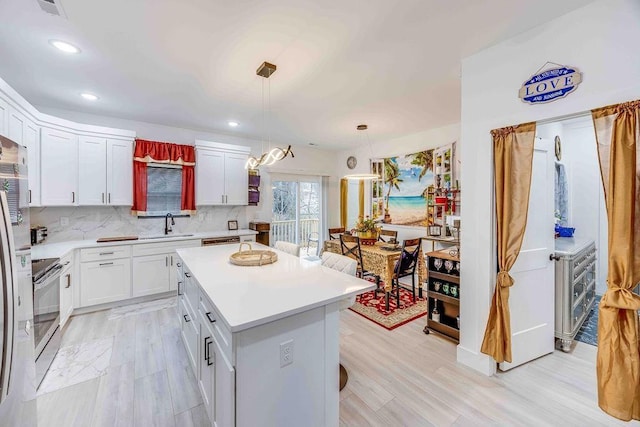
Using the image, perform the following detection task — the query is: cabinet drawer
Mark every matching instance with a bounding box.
[571,296,589,331]
[180,298,198,374]
[81,245,131,262]
[132,239,201,257]
[239,235,256,242]
[200,294,232,362]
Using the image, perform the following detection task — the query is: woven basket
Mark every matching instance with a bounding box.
[229,243,278,266]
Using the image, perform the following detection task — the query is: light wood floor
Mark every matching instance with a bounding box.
[38,300,624,426]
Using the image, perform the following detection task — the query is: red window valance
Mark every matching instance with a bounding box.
[133,139,195,165]
[131,139,196,215]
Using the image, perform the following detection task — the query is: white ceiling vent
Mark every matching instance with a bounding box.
[36,0,67,18]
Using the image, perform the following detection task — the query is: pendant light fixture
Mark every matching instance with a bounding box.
[343,124,379,180]
[245,61,295,170]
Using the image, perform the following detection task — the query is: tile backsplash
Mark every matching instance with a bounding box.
[30,206,249,243]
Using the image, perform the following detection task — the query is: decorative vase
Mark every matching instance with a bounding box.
[383,209,391,224]
[356,230,378,246]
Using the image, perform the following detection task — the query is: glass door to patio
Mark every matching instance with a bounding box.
[271,176,321,256]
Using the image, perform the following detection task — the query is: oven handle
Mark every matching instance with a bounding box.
[34,264,64,288]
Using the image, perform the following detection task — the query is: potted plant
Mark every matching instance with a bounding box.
[354,216,381,245]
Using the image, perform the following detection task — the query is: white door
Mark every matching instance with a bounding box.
[41,128,78,206]
[78,136,107,205]
[106,139,133,205]
[23,120,40,206]
[224,153,248,205]
[196,149,225,205]
[132,254,170,297]
[499,138,555,371]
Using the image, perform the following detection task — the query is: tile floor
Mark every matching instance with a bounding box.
[37,298,206,427]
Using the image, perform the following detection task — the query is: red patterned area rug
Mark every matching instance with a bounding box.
[349,286,427,330]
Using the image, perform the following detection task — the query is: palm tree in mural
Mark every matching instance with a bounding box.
[410,150,434,181]
[383,158,403,223]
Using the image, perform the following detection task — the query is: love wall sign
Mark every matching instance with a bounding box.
[518,64,582,104]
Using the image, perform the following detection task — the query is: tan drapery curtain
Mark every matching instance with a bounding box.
[358,180,365,218]
[480,122,536,363]
[340,178,348,229]
[592,100,640,421]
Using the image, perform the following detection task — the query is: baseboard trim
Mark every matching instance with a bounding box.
[456,344,496,376]
[70,291,176,317]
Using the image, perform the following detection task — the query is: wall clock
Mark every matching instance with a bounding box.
[555,135,562,161]
[346,156,357,169]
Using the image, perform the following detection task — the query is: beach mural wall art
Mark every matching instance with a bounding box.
[373,149,434,227]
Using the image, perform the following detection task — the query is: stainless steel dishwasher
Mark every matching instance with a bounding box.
[201,236,241,246]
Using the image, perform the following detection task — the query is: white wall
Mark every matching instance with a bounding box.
[336,123,460,238]
[36,106,341,240]
[459,0,640,375]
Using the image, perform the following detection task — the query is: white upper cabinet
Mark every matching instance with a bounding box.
[78,136,108,205]
[41,128,79,206]
[196,149,225,205]
[78,137,132,206]
[195,140,250,206]
[0,76,136,208]
[24,120,40,206]
[6,106,41,206]
[107,139,133,205]
[224,152,249,205]
[8,106,25,145]
[0,98,8,137]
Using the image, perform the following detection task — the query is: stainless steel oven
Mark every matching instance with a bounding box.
[32,257,63,387]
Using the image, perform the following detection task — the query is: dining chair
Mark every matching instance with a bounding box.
[328,227,346,240]
[306,231,320,256]
[321,251,357,391]
[339,234,381,293]
[391,238,422,306]
[378,229,398,243]
[274,241,301,257]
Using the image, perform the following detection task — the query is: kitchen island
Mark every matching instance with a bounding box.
[176,243,375,427]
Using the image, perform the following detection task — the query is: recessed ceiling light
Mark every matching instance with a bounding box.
[49,40,80,54]
[80,93,99,101]
[228,121,239,127]
[308,143,317,147]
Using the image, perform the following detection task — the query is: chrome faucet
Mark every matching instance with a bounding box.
[165,213,175,235]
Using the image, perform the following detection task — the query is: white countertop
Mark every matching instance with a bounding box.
[554,237,595,257]
[31,229,258,260]
[177,243,376,332]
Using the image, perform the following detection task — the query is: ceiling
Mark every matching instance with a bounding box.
[0,0,594,149]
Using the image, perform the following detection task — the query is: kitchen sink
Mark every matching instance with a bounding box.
[139,233,195,240]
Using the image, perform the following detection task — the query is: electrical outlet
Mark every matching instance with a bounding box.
[60,217,69,226]
[280,339,294,367]
[198,213,204,221]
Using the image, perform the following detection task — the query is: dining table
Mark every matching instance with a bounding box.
[323,239,427,310]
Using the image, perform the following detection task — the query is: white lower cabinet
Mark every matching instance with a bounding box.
[214,338,235,427]
[132,239,200,297]
[180,298,199,373]
[199,310,215,422]
[80,258,131,307]
[132,254,171,297]
[179,254,235,427]
[60,262,73,327]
